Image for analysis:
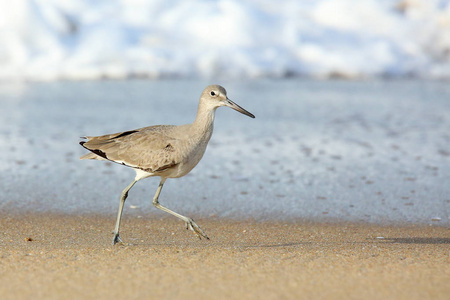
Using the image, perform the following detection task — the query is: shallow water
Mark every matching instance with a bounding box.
[0,79,449,225]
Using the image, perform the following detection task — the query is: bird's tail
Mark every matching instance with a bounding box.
[79,139,107,160]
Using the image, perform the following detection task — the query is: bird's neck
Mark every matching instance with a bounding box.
[192,105,216,138]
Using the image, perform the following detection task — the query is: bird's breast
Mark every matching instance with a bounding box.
[167,131,212,178]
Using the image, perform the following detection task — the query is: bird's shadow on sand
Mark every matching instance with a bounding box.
[239,242,309,248]
[127,238,310,248]
[380,237,450,244]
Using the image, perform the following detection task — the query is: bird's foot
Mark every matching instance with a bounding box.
[185,218,209,240]
[112,232,125,245]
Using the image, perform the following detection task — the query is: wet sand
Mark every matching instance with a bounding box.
[0,214,448,300]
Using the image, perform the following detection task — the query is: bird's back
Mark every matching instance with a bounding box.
[80,123,212,178]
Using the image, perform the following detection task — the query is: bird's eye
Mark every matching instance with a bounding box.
[210,91,216,96]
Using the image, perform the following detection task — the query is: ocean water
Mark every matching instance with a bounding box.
[0,79,449,225]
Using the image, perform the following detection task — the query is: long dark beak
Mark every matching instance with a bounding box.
[225,98,255,118]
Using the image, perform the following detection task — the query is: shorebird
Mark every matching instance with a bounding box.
[80,85,255,245]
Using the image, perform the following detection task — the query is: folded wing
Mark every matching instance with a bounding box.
[80,125,182,173]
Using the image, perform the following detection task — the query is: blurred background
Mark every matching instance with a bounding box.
[1,0,449,81]
[0,0,449,225]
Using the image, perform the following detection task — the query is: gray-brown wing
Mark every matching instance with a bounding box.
[80,125,184,173]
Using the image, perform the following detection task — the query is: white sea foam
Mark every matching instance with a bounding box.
[1,0,450,81]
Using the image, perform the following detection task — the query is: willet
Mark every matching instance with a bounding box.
[80,85,255,245]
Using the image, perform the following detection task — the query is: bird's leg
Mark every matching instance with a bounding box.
[152,178,209,240]
[112,179,137,245]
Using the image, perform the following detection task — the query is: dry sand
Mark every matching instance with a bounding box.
[0,214,448,300]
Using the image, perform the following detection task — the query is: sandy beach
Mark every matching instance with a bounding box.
[0,214,448,300]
